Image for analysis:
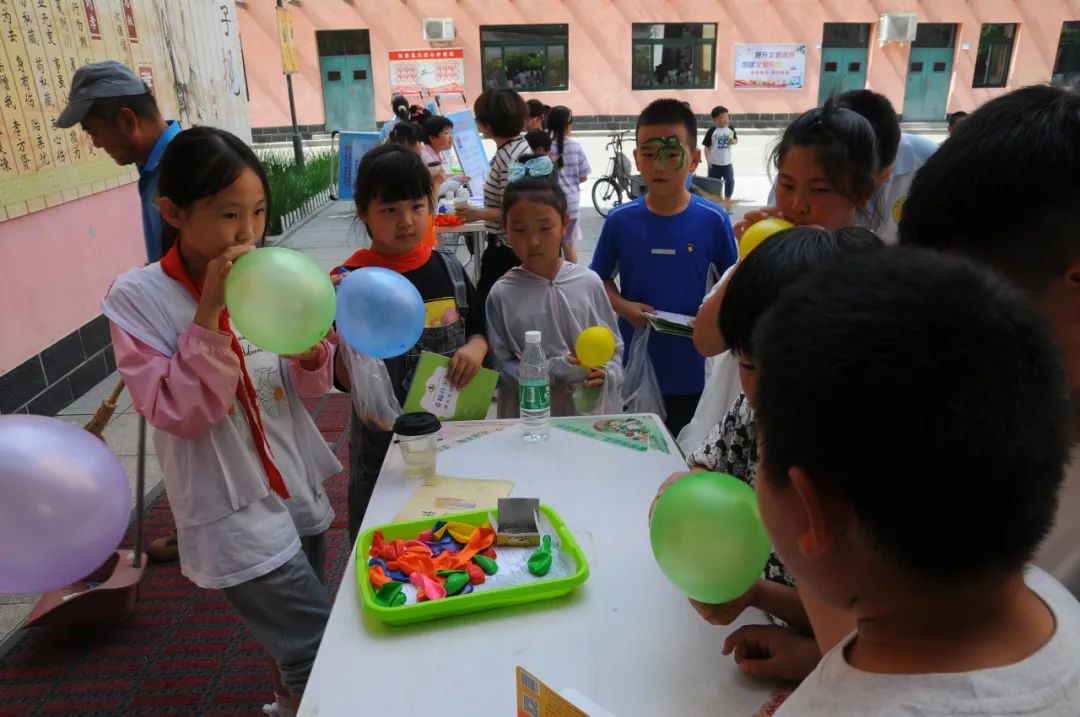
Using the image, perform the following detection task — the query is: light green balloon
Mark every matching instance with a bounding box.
[649,471,772,604]
[225,247,336,356]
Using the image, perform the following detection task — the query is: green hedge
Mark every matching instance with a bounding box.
[258,151,336,235]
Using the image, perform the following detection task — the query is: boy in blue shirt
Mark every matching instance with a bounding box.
[590,99,737,434]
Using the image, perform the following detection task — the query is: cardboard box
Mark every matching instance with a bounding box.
[493,498,541,546]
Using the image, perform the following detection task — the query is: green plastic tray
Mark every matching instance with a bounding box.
[356,504,589,626]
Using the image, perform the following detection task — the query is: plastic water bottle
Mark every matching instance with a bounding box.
[520,330,551,442]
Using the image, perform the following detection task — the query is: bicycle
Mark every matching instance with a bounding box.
[591,130,638,217]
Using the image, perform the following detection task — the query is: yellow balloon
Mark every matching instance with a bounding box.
[739,217,795,259]
[575,326,617,368]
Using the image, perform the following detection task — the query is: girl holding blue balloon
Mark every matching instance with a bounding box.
[332,144,488,542]
[102,127,341,713]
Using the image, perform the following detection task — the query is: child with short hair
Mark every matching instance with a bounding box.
[754,248,1080,715]
[702,105,737,201]
[590,99,737,435]
[387,120,424,153]
[332,145,487,542]
[834,90,938,245]
[947,109,968,134]
[486,155,623,418]
[547,106,591,264]
[458,89,529,305]
[525,128,552,156]
[525,98,546,130]
[420,115,469,198]
[652,226,883,682]
[900,85,1080,597]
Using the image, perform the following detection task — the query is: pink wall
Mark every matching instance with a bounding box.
[0,187,144,372]
[237,0,1080,127]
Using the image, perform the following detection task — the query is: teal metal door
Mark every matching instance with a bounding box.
[903,48,953,120]
[319,55,375,132]
[818,48,868,104]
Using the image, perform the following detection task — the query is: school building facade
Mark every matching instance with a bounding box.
[237,0,1080,139]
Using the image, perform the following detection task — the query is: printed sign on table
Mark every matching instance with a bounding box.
[734,44,806,90]
[336,131,382,202]
[445,110,489,200]
[552,416,670,454]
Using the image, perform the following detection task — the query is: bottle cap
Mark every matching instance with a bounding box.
[525,330,541,344]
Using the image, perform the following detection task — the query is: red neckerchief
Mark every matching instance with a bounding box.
[160,244,290,500]
[334,239,432,273]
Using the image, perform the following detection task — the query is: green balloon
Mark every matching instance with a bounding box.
[649,471,772,604]
[225,247,336,356]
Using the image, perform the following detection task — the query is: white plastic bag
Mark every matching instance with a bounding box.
[343,346,402,432]
[622,327,666,420]
[677,350,742,454]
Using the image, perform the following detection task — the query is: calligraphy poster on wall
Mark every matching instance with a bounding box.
[389,49,465,97]
[0,0,250,222]
[733,44,806,90]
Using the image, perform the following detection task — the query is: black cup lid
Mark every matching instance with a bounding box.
[393,412,441,436]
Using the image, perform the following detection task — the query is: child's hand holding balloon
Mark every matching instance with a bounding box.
[649,469,702,519]
[283,341,327,370]
[196,244,254,330]
[688,581,759,626]
[565,354,606,387]
[733,207,789,240]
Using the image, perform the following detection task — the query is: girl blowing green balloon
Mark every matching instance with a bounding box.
[101,126,340,716]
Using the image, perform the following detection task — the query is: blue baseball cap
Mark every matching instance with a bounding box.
[56,60,150,128]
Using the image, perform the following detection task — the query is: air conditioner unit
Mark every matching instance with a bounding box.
[423,18,455,42]
[879,13,918,44]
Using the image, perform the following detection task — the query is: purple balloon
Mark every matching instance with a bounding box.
[0,415,131,594]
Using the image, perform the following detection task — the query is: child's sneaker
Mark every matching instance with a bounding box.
[261,699,297,717]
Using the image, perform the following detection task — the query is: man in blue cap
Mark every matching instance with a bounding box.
[58,60,181,564]
[57,60,181,264]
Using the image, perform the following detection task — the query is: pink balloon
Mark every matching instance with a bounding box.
[0,415,131,594]
[410,572,446,601]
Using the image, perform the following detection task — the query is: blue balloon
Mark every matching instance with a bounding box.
[336,267,425,358]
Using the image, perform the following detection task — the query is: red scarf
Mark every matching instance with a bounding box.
[334,238,433,273]
[160,245,290,500]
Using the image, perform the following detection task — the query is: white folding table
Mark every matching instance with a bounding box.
[300,417,776,716]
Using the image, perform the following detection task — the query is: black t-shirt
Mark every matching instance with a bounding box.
[398,252,485,337]
[333,252,484,393]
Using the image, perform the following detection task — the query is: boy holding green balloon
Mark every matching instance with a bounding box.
[652,226,883,681]
[750,249,1080,716]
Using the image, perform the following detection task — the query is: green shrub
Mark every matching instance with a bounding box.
[257,150,336,235]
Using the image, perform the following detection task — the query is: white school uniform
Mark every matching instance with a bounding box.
[103,264,340,589]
